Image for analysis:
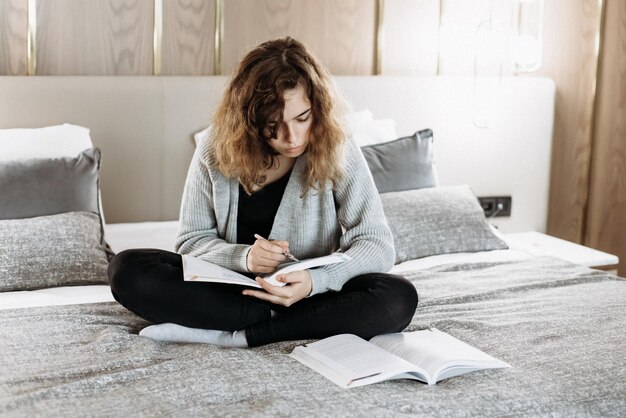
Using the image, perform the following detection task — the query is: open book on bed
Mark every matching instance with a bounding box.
[182,253,351,287]
[289,328,510,388]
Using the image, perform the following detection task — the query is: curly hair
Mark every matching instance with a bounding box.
[205,37,347,194]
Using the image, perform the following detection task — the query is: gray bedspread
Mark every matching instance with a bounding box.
[1,256,625,417]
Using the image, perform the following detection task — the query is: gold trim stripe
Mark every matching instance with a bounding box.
[437,0,444,75]
[27,0,36,75]
[374,0,384,75]
[153,0,163,75]
[214,0,224,75]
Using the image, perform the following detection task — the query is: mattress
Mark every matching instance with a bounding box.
[0,221,534,310]
[2,253,625,416]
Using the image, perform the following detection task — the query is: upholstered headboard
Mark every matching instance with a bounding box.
[0,76,555,232]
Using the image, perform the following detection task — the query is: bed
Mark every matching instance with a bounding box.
[1,76,625,417]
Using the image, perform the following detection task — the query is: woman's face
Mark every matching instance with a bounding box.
[265,85,312,159]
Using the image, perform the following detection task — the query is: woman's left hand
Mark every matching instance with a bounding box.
[242,270,312,307]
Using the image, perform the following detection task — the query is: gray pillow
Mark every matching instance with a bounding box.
[380,185,508,264]
[0,211,109,292]
[361,129,438,194]
[0,148,100,220]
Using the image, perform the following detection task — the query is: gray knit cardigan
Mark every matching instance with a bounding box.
[175,137,395,296]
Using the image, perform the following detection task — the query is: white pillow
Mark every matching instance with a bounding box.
[0,123,93,160]
[346,109,374,131]
[346,109,398,147]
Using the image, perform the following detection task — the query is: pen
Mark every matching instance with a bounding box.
[253,234,300,262]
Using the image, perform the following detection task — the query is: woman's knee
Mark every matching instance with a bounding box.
[107,249,161,299]
[344,273,417,330]
[368,273,418,332]
[356,273,418,332]
[107,249,137,296]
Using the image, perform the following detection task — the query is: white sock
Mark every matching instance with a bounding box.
[139,323,248,348]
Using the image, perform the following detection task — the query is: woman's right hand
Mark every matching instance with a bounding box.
[246,237,288,273]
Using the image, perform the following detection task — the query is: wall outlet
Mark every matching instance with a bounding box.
[477,196,512,217]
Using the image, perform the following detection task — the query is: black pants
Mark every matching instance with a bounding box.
[107,249,418,347]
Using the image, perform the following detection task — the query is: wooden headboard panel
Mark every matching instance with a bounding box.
[0,76,555,232]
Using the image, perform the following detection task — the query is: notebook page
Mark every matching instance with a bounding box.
[182,255,261,288]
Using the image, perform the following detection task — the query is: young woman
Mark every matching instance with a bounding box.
[107,37,418,348]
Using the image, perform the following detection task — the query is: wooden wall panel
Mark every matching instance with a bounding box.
[381,0,439,75]
[530,0,602,244]
[36,0,153,75]
[586,0,626,276]
[0,0,27,75]
[221,0,376,76]
[161,0,215,75]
